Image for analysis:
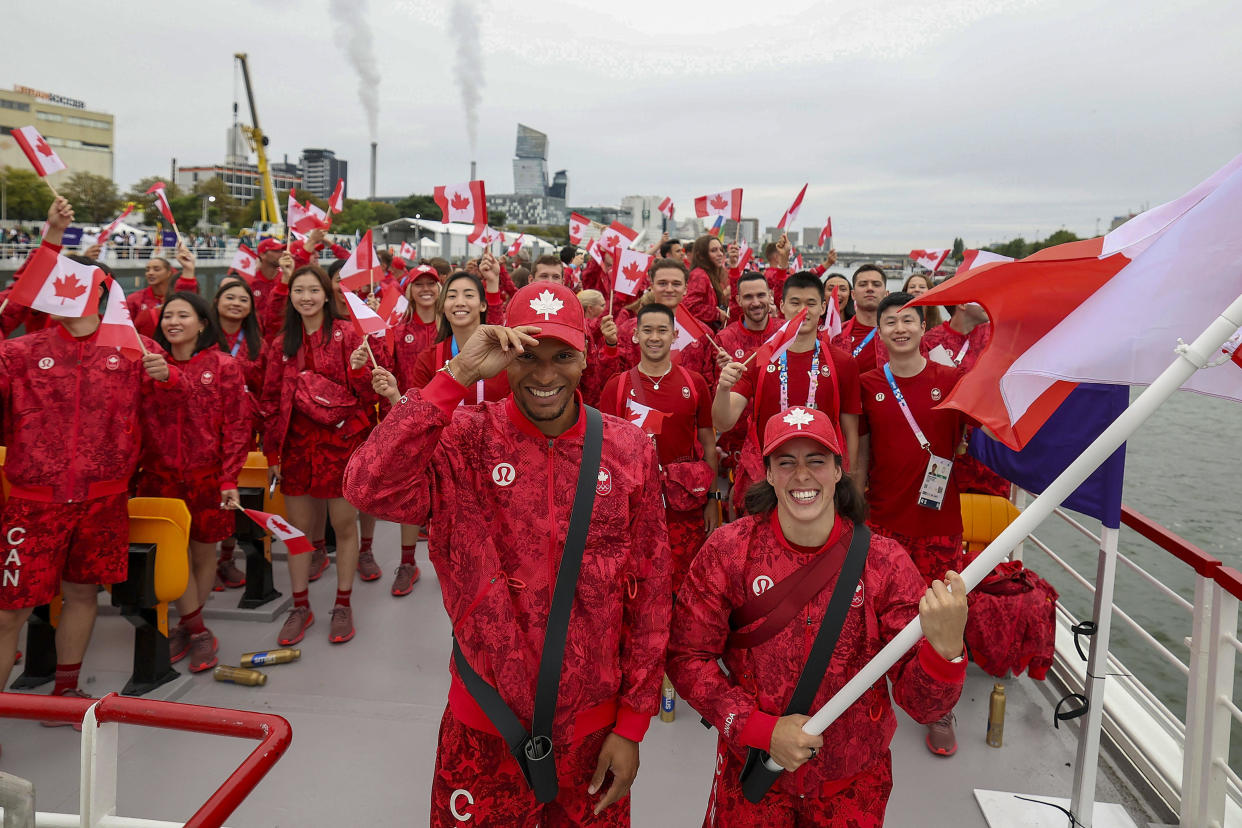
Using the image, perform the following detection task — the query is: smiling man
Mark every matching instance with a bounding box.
[344,281,671,827]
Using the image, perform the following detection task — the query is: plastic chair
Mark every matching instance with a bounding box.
[960,493,1022,560]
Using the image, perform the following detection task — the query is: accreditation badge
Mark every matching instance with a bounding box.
[917,453,954,510]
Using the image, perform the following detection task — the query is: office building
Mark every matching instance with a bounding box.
[0,85,114,179]
[299,148,347,200]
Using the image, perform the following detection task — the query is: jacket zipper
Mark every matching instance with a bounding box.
[546,438,556,596]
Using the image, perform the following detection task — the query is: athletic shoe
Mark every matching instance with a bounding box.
[391,564,421,597]
[213,573,225,592]
[169,623,191,663]
[926,713,958,756]
[187,631,219,673]
[217,558,246,589]
[307,546,330,582]
[357,549,382,582]
[328,606,355,644]
[278,606,315,646]
[41,687,92,730]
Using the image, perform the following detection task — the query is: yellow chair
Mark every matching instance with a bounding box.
[960,493,1022,558]
[0,445,9,502]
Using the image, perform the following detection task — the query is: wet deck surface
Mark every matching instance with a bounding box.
[1,522,1161,826]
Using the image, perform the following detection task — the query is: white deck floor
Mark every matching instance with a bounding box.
[0,521,1168,826]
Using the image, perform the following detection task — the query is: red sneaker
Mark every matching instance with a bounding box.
[307,546,330,582]
[391,564,420,597]
[169,624,191,663]
[217,558,246,589]
[328,606,355,644]
[926,713,958,756]
[41,687,93,730]
[187,631,219,673]
[278,606,315,646]
[357,549,382,581]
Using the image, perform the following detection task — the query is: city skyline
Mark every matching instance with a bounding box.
[2,0,1239,250]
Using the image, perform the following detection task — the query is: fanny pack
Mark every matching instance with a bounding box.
[662,459,715,511]
[292,336,365,433]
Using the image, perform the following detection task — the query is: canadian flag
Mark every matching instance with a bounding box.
[910,248,951,274]
[590,221,639,266]
[339,230,385,292]
[229,244,258,278]
[328,179,345,214]
[755,308,808,364]
[12,126,67,177]
[568,212,590,245]
[776,183,808,231]
[820,284,843,338]
[468,225,499,246]
[96,280,145,360]
[694,188,743,221]
[736,238,753,271]
[241,508,314,556]
[818,217,833,248]
[378,289,409,326]
[434,180,488,227]
[672,304,712,353]
[399,241,416,260]
[344,291,388,338]
[506,236,524,258]
[10,245,105,317]
[287,191,329,235]
[625,399,666,435]
[145,182,178,230]
[613,248,652,298]
[657,197,675,220]
[957,249,1014,275]
[96,203,136,259]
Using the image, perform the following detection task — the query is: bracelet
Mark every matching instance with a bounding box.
[439,362,458,382]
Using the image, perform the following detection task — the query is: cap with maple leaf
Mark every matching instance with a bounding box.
[762,406,842,458]
[257,238,285,255]
[505,281,586,351]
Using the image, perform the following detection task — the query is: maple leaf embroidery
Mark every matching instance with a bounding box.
[529,290,564,320]
[710,194,729,211]
[450,191,472,211]
[783,408,815,430]
[52,274,87,304]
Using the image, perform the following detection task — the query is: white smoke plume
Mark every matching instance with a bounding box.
[450,0,484,153]
[330,0,381,140]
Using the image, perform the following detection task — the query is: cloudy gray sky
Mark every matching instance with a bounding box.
[5,0,1240,250]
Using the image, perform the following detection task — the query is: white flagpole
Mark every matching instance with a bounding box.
[764,288,1242,776]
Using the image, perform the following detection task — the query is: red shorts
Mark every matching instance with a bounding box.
[667,508,707,595]
[280,414,361,499]
[135,470,234,544]
[0,493,129,610]
[703,739,892,827]
[430,706,629,827]
[869,525,964,588]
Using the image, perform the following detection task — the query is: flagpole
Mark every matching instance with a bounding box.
[362,337,379,369]
[759,288,1242,781]
[43,178,60,200]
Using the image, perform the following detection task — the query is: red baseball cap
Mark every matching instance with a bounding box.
[257,238,284,255]
[505,282,586,351]
[391,257,407,270]
[762,407,842,457]
[410,264,442,283]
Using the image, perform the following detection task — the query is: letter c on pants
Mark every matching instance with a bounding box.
[450,788,474,822]
[6,527,26,546]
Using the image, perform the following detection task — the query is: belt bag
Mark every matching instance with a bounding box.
[662,459,714,511]
[294,371,359,429]
[452,406,603,803]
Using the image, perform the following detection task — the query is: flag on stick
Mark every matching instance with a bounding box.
[97,279,146,360]
[821,285,843,338]
[145,182,180,238]
[818,217,833,248]
[568,212,589,245]
[228,245,258,278]
[672,304,712,353]
[777,184,808,230]
[625,399,667,435]
[338,230,385,292]
[657,197,675,220]
[240,508,314,555]
[12,126,67,181]
[9,245,106,317]
[909,248,950,274]
[434,180,488,229]
[344,291,388,338]
[748,308,808,365]
[613,248,652,298]
[736,238,753,271]
[328,179,346,214]
[694,188,743,221]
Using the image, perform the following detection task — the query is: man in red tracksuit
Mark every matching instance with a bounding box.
[249,237,287,332]
[667,406,967,826]
[0,197,178,705]
[832,265,889,376]
[344,281,671,826]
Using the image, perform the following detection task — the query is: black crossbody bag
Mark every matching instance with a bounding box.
[739,526,871,803]
[452,405,603,803]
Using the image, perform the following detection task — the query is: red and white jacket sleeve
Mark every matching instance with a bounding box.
[218,357,253,490]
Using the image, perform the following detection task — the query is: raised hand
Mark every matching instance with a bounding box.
[448,324,541,385]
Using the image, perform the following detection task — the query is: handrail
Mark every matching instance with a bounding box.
[1212,566,1242,602]
[0,692,291,828]
[1121,505,1223,577]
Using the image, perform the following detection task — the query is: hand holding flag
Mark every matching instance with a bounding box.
[97,279,147,359]
[746,308,808,366]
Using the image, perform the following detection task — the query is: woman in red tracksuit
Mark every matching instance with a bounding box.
[687,235,731,330]
[209,276,266,589]
[409,271,511,403]
[261,265,377,647]
[138,292,251,672]
[667,406,968,827]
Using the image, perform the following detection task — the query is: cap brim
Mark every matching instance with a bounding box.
[530,323,585,351]
[762,428,841,459]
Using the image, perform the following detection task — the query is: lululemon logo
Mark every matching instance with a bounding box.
[875,392,885,402]
[491,463,516,487]
[752,575,774,595]
[38,357,54,370]
[405,333,415,344]
[449,788,474,821]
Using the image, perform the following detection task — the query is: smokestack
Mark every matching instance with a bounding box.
[470,160,477,181]
[370,142,377,199]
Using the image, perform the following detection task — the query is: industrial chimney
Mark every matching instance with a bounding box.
[470,160,477,181]
[370,142,377,199]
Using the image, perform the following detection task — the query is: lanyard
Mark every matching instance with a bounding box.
[451,336,461,358]
[229,329,245,358]
[852,326,877,358]
[779,343,819,411]
[953,338,970,365]
[883,364,930,451]
[443,338,484,404]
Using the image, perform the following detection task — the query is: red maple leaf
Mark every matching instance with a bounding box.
[238,255,252,269]
[269,517,293,535]
[34,136,55,158]
[570,222,582,236]
[450,192,472,211]
[710,194,729,210]
[52,274,87,304]
[622,261,646,282]
[603,234,621,250]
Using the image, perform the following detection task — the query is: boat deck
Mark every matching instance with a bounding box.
[1,524,1171,826]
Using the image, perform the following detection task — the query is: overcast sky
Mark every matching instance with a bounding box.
[4,0,1240,250]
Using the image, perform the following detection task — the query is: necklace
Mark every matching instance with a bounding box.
[639,364,673,390]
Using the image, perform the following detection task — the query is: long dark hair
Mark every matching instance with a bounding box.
[434,271,488,344]
[210,278,262,360]
[282,265,340,359]
[153,292,219,357]
[744,453,868,525]
[689,234,728,306]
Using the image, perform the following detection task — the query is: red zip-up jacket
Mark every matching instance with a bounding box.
[667,513,965,795]
[259,319,376,464]
[0,325,177,503]
[342,372,672,745]
[389,315,439,394]
[685,267,722,330]
[141,348,252,490]
[249,271,283,338]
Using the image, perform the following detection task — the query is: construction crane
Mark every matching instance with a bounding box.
[233,53,281,229]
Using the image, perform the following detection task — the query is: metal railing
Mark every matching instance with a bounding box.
[0,692,291,828]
